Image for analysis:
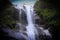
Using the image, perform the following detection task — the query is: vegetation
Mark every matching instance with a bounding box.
[0,0,19,29]
[34,0,60,40]
[34,0,60,27]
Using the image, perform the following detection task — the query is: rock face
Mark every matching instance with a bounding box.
[12,7,19,20]
[34,13,41,25]
[2,27,28,40]
[19,9,28,25]
[0,28,17,40]
[35,24,52,40]
[15,23,26,31]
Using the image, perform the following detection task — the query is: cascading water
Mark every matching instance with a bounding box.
[25,5,36,40]
[14,4,38,40]
[14,4,51,40]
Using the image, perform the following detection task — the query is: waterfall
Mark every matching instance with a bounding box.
[13,3,51,40]
[25,5,36,40]
[14,4,37,40]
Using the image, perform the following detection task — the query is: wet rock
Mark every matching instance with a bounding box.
[0,28,17,40]
[20,9,28,25]
[15,23,26,31]
[2,28,27,40]
[34,14,40,20]
[35,24,52,40]
[34,14,41,25]
[12,7,19,20]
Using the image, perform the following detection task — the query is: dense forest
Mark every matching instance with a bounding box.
[0,0,60,40]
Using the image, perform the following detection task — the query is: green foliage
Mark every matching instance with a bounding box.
[34,1,41,13]
[34,0,60,28]
[41,8,56,22]
[0,6,18,28]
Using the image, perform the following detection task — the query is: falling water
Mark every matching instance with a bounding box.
[14,4,52,40]
[14,4,37,40]
[25,5,36,40]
